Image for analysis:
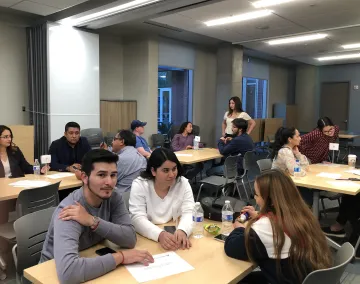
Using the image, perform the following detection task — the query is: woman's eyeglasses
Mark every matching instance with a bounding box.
[0,135,12,139]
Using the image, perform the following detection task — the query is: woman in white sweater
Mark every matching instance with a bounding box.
[129,148,195,251]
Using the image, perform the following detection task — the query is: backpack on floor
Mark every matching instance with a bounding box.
[200,196,246,222]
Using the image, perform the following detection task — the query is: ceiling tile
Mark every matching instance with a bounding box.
[11,0,59,15]
[30,0,88,9]
[0,0,22,7]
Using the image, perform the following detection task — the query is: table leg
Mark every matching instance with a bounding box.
[313,190,319,219]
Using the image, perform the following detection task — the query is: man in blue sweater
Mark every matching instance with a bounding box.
[40,149,153,283]
[207,118,254,176]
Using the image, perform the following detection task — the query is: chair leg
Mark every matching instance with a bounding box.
[234,181,243,200]
[320,198,327,219]
[246,175,253,194]
[241,179,250,201]
[196,184,204,202]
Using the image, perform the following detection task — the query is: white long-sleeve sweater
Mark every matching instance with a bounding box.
[129,176,195,242]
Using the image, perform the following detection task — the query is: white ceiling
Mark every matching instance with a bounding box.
[0,0,88,16]
[150,0,360,65]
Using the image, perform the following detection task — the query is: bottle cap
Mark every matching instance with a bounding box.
[225,200,230,204]
[195,202,200,205]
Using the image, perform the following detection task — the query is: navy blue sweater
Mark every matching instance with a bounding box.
[49,136,91,171]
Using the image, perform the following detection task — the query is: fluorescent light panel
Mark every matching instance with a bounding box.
[342,43,360,49]
[204,9,272,27]
[268,33,327,45]
[60,0,160,26]
[252,0,294,8]
[317,53,360,61]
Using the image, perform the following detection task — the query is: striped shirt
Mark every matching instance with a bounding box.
[299,126,339,164]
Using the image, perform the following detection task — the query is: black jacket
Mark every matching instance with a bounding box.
[49,136,91,171]
[0,147,33,178]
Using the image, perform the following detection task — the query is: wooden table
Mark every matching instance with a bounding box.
[291,164,360,218]
[175,148,223,164]
[24,222,253,284]
[339,132,360,140]
[0,172,82,201]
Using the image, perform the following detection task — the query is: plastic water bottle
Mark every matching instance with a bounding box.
[193,139,199,150]
[192,202,204,239]
[33,159,41,178]
[222,200,234,236]
[294,159,301,178]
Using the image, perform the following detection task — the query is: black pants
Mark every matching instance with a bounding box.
[336,194,360,244]
[183,163,204,180]
[239,271,269,284]
[298,186,314,207]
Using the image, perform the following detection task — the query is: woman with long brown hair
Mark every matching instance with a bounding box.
[222,96,256,137]
[224,170,332,284]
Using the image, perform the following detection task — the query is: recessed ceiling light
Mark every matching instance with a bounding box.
[342,43,360,49]
[252,0,294,8]
[204,10,272,27]
[317,53,360,61]
[268,33,327,45]
[59,0,160,26]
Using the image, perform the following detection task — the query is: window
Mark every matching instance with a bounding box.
[242,77,268,118]
[158,67,193,134]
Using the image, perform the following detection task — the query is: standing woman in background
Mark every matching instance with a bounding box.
[222,96,256,137]
[299,117,339,164]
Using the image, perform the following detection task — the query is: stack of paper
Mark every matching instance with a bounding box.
[345,169,360,176]
[9,180,51,188]
[316,172,342,179]
[175,154,193,157]
[125,252,194,283]
[47,173,75,179]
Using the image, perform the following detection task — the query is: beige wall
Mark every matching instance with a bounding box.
[268,63,289,117]
[193,48,217,147]
[0,23,28,125]
[295,64,319,131]
[99,34,123,100]
[123,37,158,140]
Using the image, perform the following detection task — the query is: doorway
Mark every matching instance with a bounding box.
[320,82,349,131]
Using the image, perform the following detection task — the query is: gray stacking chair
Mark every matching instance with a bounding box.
[80,128,104,149]
[257,159,273,173]
[0,182,60,280]
[302,242,354,284]
[151,134,165,148]
[196,155,238,202]
[192,125,200,136]
[12,207,56,283]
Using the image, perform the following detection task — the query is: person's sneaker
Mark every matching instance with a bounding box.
[322,226,346,238]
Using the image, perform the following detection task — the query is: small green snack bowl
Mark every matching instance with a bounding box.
[204,224,221,235]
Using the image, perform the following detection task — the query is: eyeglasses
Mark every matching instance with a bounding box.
[323,127,335,134]
[0,135,12,139]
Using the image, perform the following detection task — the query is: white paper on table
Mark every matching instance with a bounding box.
[9,180,51,187]
[345,170,360,176]
[175,154,193,157]
[125,252,194,283]
[316,172,342,179]
[46,173,75,179]
[327,181,360,188]
[316,163,341,167]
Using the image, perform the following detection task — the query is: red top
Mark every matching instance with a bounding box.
[298,125,340,164]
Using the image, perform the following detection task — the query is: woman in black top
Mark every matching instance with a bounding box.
[225,170,332,284]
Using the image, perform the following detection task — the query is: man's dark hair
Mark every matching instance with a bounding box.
[65,122,81,132]
[82,149,118,176]
[118,130,136,147]
[232,118,248,133]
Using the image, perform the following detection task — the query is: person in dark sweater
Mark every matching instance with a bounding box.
[207,118,254,176]
[49,122,91,172]
[40,149,154,283]
[225,170,332,284]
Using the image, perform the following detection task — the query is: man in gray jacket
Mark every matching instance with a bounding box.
[40,149,153,283]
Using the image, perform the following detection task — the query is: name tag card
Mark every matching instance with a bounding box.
[329,143,339,151]
[194,136,200,142]
[41,155,51,164]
